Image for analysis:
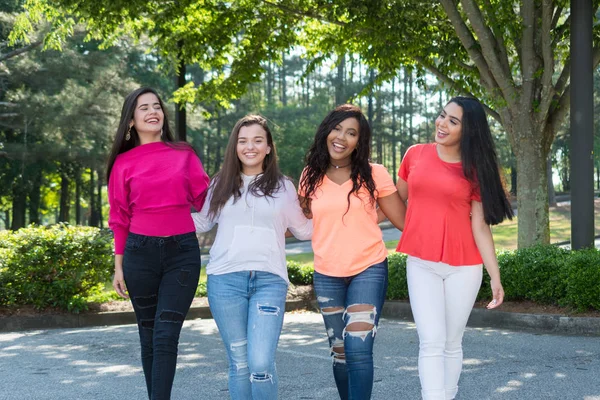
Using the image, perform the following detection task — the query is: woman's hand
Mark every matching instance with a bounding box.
[113,255,129,299]
[486,278,504,309]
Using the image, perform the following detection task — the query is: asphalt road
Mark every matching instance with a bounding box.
[1,312,599,400]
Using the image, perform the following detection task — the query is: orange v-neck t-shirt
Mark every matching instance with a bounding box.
[299,163,397,277]
[397,143,483,266]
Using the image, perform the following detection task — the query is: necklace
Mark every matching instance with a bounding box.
[330,162,351,169]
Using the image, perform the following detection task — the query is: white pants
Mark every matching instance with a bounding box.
[407,256,483,400]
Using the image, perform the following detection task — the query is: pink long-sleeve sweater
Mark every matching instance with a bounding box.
[108,141,209,254]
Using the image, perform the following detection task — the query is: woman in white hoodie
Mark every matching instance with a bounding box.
[193,115,312,400]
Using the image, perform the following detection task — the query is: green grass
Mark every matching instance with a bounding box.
[492,199,600,250]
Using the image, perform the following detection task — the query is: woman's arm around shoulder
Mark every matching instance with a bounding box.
[372,164,406,231]
[191,187,216,233]
[284,178,313,240]
[471,201,504,309]
[188,149,210,211]
[377,192,406,231]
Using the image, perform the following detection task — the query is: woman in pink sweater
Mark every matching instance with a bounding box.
[107,87,209,400]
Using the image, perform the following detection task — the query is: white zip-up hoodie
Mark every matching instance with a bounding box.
[192,174,312,283]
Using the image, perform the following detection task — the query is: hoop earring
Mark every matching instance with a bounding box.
[161,128,164,139]
[125,126,132,141]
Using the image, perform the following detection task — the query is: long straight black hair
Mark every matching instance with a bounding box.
[300,104,377,214]
[450,96,513,225]
[207,115,284,220]
[106,87,182,183]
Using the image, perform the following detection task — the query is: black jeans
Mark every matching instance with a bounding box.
[123,232,201,400]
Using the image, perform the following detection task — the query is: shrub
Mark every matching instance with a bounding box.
[382,245,600,312]
[562,248,600,311]
[386,253,408,300]
[0,225,113,313]
[495,245,570,303]
[195,280,207,297]
[287,261,314,285]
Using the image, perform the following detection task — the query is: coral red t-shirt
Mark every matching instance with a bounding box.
[397,143,483,266]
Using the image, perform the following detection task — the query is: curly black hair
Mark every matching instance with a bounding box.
[300,104,377,216]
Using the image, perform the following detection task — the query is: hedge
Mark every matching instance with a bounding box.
[0,225,113,313]
[289,246,600,312]
[2,225,599,313]
[287,261,314,285]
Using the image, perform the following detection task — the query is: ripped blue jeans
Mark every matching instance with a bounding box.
[314,259,388,400]
[208,271,287,400]
[123,232,201,400]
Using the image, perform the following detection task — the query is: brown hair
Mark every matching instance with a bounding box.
[208,115,284,219]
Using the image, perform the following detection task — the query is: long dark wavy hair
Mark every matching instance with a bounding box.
[300,104,377,214]
[450,96,514,225]
[106,87,188,183]
[207,115,284,220]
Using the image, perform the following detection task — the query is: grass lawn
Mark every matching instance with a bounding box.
[492,199,600,250]
[286,199,600,265]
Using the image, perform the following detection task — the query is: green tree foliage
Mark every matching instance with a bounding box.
[1,21,143,227]
[12,0,597,247]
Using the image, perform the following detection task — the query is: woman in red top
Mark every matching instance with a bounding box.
[397,97,513,400]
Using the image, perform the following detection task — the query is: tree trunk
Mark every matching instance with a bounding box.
[335,54,345,105]
[305,72,310,108]
[512,124,550,247]
[266,61,273,107]
[4,210,10,230]
[10,186,26,230]
[28,169,42,225]
[510,164,517,195]
[281,52,287,106]
[367,69,375,126]
[75,167,82,225]
[214,110,222,172]
[561,162,570,191]
[375,85,383,163]
[175,41,187,142]
[96,166,103,228]
[547,157,556,207]
[58,172,71,223]
[89,167,99,227]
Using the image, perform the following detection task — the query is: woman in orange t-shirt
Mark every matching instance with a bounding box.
[299,104,405,400]
[397,97,513,400]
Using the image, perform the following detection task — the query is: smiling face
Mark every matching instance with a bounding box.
[326,117,360,166]
[130,92,164,141]
[435,101,463,149]
[236,123,271,175]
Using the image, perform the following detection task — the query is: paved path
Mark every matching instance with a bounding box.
[1,312,599,400]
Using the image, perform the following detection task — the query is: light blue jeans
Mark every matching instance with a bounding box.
[208,271,288,400]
